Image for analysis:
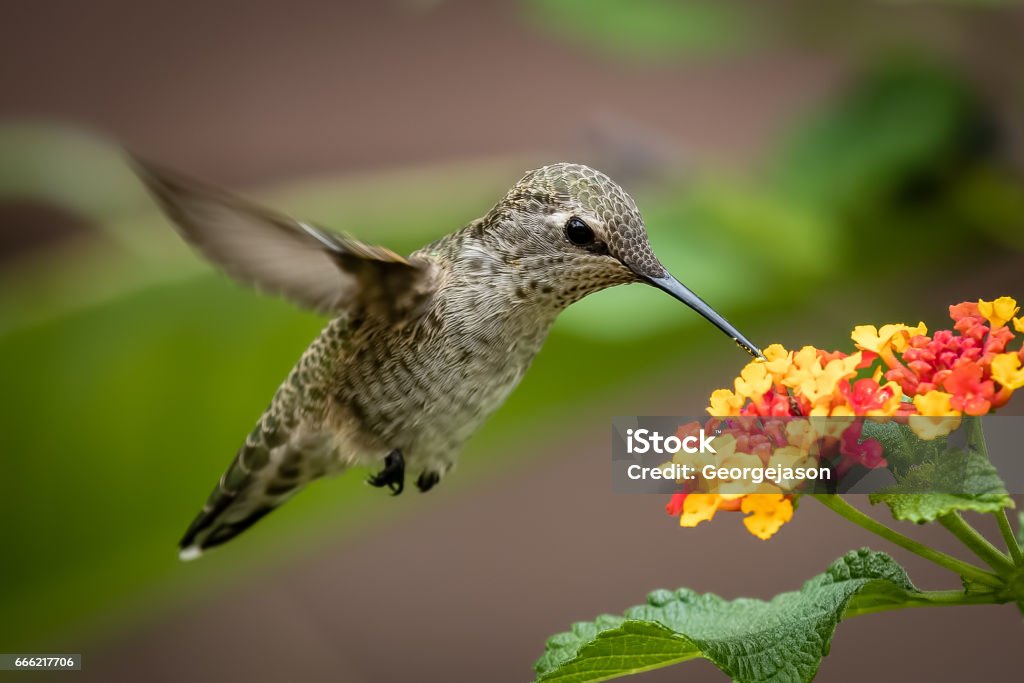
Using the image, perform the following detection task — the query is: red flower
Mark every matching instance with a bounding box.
[942,363,995,415]
[830,420,886,479]
[949,301,980,322]
[839,378,898,413]
[984,325,1014,358]
[817,349,847,364]
[666,493,687,516]
[839,421,886,469]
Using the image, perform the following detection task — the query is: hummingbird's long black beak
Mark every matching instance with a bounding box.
[644,273,763,359]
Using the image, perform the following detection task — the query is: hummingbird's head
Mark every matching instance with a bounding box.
[489,163,762,358]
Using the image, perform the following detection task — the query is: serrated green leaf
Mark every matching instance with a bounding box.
[860,418,950,475]
[534,549,918,683]
[869,491,1011,523]
[535,620,699,683]
[864,419,1012,522]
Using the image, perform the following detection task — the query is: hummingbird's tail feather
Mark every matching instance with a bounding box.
[178,452,292,559]
[178,426,330,559]
[179,320,344,560]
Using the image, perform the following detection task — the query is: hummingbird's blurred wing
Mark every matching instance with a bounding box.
[133,158,435,320]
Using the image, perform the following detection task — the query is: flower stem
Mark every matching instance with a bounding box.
[949,416,1021,571]
[938,513,1015,574]
[842,589,1006,619]
[812,495,1003,589]
[995,509,1023,566]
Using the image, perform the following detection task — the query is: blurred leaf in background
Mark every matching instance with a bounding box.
[770,58,1024,275]
[526,0,763,61]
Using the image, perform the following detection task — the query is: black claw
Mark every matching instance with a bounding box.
[368,449,405,496]
[416,470,441,493]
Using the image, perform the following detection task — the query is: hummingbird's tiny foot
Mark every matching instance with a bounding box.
[416,470,441,493]
[367,449,405,496]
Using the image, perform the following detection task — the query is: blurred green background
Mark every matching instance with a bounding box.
[1,1,1023,681]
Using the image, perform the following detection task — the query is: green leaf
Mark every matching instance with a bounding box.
[534,549,918,683]
[526,0,759,61]
[860,417,948,474]
[1017,511,1024,548]
[868,466,1012,523]
[864,419,1012,523]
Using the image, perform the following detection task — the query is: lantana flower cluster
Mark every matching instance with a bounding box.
[666,296,1023,540]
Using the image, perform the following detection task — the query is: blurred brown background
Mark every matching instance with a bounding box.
[1,1,1022,681]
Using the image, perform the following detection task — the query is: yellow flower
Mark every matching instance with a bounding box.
[767,446,807,469]
[707,388,743,416]
[823,405,856,417]
[850,324,886,353]
[909,390,961,440]
[851,322,927,354]
[978,297,1019,329]
[740,494,794,540]
[709,451,770,495]
[679,494,725,527]
[894,323,927,351]
[716,450,761,469]
[785,417,851,448]
[1014,317,1024,334]
[785,419,817,451]
[823,415,856,439]
[767,447,816,491]
[711,433,737,459]
[913,387,950,413]
[826,353,863,387]
[782,346,820,387]
[908,415,961,441]
[789,353,861,413]
[990,353,1024,390]
[762,344,792,382]
[783,352,823,397]
[734,361,772,400]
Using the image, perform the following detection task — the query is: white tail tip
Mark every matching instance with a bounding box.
[179,546,203,562]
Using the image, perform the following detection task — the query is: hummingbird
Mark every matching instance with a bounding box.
[134,159,762,560]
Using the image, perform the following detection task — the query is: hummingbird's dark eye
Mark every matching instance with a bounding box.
[565,217,595,246]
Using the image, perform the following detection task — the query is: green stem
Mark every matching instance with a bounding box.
[812,495,1003,589]
[995,509,1024,566]
[843,589,1006,619]
[938,513,1014,574]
